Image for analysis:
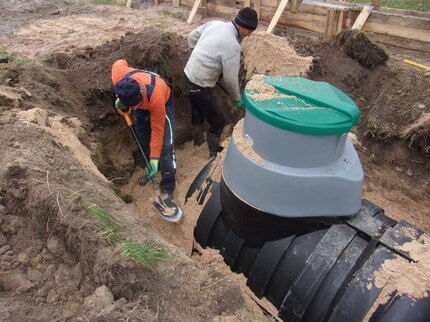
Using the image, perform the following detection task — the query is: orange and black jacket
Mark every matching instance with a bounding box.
[111,59,171,160]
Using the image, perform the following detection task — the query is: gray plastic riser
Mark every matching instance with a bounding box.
[244,111,349,168]
[222,132,364,218]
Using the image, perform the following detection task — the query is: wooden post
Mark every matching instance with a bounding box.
[290,0,300,13]
[324,9,336,39]
[336,10,347,35]
[372,0,381,9]
[187,0,203,24]
[352,4,373,30]
[126,0,132,7]
[202,0,207,18]
[254,0,261,20]
[173,0,180,8]
[244,0,251,8]
[266,0,290,34]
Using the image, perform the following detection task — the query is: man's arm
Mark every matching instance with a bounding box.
[222,53,242,102]
[188,23,207,49]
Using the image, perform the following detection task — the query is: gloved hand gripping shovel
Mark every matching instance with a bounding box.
[116,107,183,222]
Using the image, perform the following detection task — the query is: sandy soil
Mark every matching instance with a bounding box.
[0,0,429,320]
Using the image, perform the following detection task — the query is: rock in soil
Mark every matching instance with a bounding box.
[46,236,65,256]
[0,270,34,292]
[0,86,22,108]
[27,268,43,283]
[0,232,7,246]
[17,252,30,265]
[46,288,60,303]
[84,285,114,310]
[43,264,56,280]
[0,245,11,254]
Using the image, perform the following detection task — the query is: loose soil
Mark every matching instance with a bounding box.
[0,0,429,320]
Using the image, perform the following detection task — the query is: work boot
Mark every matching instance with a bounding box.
[191,124,205,146]
[207,132,223,158]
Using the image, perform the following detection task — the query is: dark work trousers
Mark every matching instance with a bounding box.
[133,92,176,193]
[183,73,227,136]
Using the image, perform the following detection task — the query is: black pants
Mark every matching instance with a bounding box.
[183,73,226,136]
[133,92,176,193]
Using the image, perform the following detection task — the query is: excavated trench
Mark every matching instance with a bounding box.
[1,25,429,321]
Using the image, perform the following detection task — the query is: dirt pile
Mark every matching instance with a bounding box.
[241,32,313,79]
[336,30,388,69]
[0,102,255,321]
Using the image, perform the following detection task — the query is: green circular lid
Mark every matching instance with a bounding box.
[243,76,360,135]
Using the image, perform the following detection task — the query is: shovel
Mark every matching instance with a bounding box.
[116,107,183,222]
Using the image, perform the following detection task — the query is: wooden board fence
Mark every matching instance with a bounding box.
[160,0,430,52]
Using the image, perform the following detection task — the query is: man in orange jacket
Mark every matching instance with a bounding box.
[112,59,176,195]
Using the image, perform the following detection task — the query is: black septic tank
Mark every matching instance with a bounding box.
[188,77,430,321]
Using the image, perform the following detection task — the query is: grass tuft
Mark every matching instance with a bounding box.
[91,0,119,5]
[157,9,185,20]
[0,49,16,63]
[118,242,170,269]
[88,205,123,244]
[157,55,171,77]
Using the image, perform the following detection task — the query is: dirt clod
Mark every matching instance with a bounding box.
[47,236,66,257]
[0,232,7,246]
[336,30,388,69]
[84,285,114,310]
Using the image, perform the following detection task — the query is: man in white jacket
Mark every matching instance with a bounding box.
[183,7,258,157]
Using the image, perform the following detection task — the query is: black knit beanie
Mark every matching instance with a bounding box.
[234,7,258,31]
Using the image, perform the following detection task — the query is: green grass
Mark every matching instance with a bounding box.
[91,0,119,5]
[157,9,185,20]
[346,0,430,12]
[156,55,171,77]
[0,49,16,63]
[117,242,170,269]
[88,205,123,244]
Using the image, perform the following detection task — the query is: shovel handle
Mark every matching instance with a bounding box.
[116,108,133,126]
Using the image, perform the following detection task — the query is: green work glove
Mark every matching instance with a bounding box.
[145,159,159,179]
[232,99,245,109]
[115,98,127,111]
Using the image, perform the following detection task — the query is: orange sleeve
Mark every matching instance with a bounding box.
[111,59,129,85]
[148,99,166,159]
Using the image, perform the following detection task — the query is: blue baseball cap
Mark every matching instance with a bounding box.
[114,77,143,107]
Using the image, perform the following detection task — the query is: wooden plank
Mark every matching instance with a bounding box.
[261,6,326,33]
[244,0,251,7]
[336,10,347,35]
[352,4,373,30]
[187,0,203,24]
[366,11,430,31]
[363,22,430,43]
[255,0,262,19]
[266,0,290,34]
[173,0,180,7]
[324,9,336,39]
[369,33,430,53]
